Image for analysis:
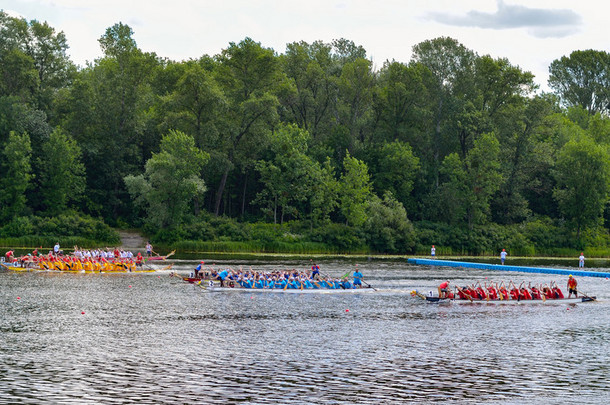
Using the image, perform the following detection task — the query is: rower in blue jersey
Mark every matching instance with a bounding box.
[341,278,352,289]
[353,267,363,288]
[217,269,229,287]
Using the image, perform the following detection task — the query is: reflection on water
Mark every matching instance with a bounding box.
[1,260,610,403]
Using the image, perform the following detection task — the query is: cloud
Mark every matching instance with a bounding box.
[427,0,582,38]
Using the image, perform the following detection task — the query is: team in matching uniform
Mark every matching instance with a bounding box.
[4,247,147,272]
[186,262,368,290]
[438,279,574,301]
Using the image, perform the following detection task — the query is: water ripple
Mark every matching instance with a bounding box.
[1,262,610,403]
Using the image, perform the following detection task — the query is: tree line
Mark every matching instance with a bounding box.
[2,13,610,255]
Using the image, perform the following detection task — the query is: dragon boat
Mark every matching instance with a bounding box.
[174,273,374,292]
[1,261,169,273]
[411,290,596,304]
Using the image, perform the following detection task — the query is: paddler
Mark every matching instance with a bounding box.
[438,280,450,298]
[217,268,229,287]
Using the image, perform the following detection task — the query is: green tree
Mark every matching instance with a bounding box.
[338,152,372,226]
[124,130,209,228]
[336,57,375,152]
[212,37,281,216]
[364,192,416,253]
[434,133,502,228]
[64,23,159,222]
[279,40,337,140]
[548,50,610,115]
[0,131,32,221]
[307,157,339,227]
[553,136,610,238]
[412,37,477,186]
[37,128,85,215]
[371,61,431,145]
[254,124,317,224]
[372,141,420,210]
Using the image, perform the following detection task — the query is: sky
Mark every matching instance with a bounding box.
[2,0,607,91]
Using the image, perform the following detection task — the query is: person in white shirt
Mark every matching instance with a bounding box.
[500,249,507,265]
[579,252,585,268]
[431,245,436,257]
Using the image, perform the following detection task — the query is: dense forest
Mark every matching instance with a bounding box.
[2,12,610,255]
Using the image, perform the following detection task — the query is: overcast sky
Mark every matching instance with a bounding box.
[2,0,606,91]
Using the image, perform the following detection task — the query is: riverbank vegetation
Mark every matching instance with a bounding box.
[3,13,610,256]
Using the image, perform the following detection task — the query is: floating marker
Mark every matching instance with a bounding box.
[16,297,20,300]
[81,311,85,315]
[345,309,350,312]
[128,285,132,288]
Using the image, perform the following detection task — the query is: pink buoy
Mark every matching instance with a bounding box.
[128,285,132,288]
[17,297,20,300]
[81,311,85,315]
[345,309,350,312]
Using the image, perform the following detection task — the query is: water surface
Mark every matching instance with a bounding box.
[1,259,609,403]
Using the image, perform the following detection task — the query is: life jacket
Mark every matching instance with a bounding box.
[544,289,554,299]
[568,278,577,289]
[520,289,532,300]
[510,289,520,300]
[530,289,542,300]
[487,287,498,300]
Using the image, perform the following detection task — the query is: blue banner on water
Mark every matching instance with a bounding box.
[407,258,610,278]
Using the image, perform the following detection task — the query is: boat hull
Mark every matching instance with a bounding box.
[200,284,376,293]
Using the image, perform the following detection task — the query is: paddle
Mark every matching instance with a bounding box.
[359,278,376,291]
[577,290,596,301]
[456,286,473,302]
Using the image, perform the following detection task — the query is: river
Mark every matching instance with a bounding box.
[1,258,609,403]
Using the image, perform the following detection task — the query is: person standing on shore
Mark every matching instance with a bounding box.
[578,252,585,268]
[146,242,153,257]
[500,249,507,265]
[431,245,436,257]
